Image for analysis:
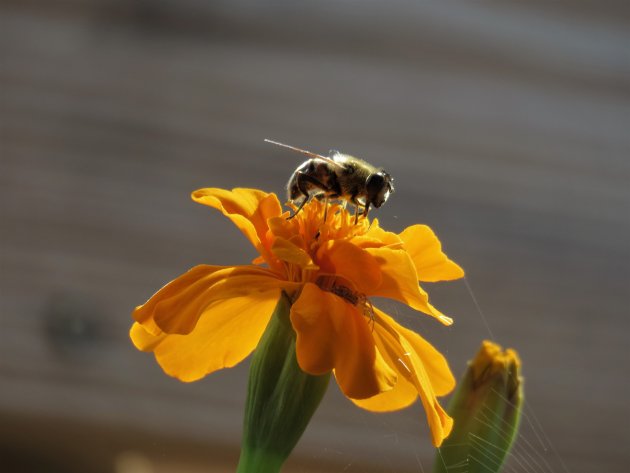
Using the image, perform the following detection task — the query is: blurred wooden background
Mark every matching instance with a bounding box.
[1,1,629,472]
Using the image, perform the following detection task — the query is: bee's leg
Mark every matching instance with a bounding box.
[354,204,361,225]
[288,195,311,219]
[362,202,371,218]
[288,172,328,219]
[349,197,365,224]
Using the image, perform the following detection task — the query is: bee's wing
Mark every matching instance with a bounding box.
[265,139,341,168]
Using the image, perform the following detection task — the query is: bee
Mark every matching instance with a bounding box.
[265,139,394,222]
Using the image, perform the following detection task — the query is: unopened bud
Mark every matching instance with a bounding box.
[434,340,523,473]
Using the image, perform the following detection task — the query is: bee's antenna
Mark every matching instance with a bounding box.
[264,139,339,166]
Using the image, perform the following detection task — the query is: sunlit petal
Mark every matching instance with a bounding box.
[133,265,297,335]
[130,292,281,382]
[399,224,464,282]
[366,247,453,325]
[130,322,166,352]
[363,219,404,246]
[133,265,224,335]
[352,307,454,412]
[369,307,454,447]
[374,309,455,397]
[272,237,318,270]
[192,188,282,261]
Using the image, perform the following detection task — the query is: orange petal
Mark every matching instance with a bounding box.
[130,322,166,351]
[374,309,455,397]
[352,308,455,412]
[192,188,282,261]
[271,237,318,270]
[134,265,297,335]
[133,265,225,335]
[350,366,418,412]
[369,307,454,447]
[316,240,382,294]
[350,219,403,250]
[267,215,298,241]
[290,283,396,399]
[365,247,453,325]
[129,292,281,382]
[363,219,405,247]
[399,225,464,282]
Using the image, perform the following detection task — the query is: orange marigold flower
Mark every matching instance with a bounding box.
[130,188,464,447]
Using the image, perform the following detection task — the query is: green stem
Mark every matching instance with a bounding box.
[237,293,330,473]
[236,448,285,473]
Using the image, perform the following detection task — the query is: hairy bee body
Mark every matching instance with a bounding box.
[266,140,394,220]
[287,152,376,204]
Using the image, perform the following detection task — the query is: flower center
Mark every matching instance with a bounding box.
[289,199,370,250]
[274,200,375,309]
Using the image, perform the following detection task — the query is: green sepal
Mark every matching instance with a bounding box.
[434,341,523,473]
[237,292,331,473]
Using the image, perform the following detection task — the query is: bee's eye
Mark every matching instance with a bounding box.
[366,173,385,192]
[367,173,388,207]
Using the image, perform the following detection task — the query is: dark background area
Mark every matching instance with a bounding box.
[1,1,629,472]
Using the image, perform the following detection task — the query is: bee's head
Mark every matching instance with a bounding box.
[366,171,394,208]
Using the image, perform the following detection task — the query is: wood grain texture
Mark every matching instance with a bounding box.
[1,1,629,472]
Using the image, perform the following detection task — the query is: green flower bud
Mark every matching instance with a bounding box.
[237,293,331,473]
[434,340,523,473]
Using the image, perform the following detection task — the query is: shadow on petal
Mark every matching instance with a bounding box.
[290,283,396,400]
